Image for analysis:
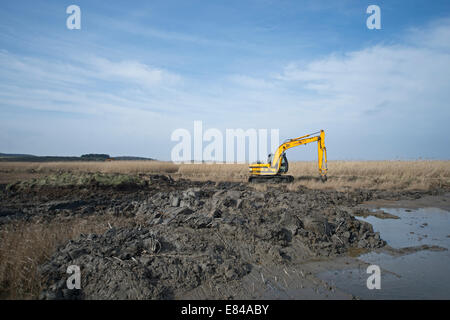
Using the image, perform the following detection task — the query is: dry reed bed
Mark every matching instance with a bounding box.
[0,216,139,299]
[1,160,448,190]
[0,161,179,174]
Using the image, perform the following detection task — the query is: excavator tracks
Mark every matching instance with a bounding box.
[248,175,294,183]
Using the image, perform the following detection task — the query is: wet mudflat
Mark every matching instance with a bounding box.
[317,206,450,299]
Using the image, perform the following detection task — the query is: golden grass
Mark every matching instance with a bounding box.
[285,160,450,191]
[0,160,449,191]
[0,216,137,299]
[0,160,179,175]
[174,160,449,191]
[177,163,249,181]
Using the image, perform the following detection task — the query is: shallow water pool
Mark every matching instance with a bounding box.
[317,207,450,299]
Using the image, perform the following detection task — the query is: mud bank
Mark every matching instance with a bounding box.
[362,192,450,211]
[0,174,446,299]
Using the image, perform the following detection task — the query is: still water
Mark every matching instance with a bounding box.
[318,207,450,299]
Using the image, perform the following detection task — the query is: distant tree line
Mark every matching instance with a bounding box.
[0,153,155,162]
[80,154,110,161]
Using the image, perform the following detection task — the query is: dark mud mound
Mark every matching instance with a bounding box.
[39,226,251,300]
[2,172,444,299]
[3,173,176,197]
[0,174,202,224]
[38,185,387,300]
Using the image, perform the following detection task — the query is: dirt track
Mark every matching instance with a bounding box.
[0,174,443,299]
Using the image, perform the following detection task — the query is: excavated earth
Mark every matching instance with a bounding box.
[0,174,442,299]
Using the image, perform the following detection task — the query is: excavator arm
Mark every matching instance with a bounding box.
[249,130,327,182]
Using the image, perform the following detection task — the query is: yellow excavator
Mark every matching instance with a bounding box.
[248,130,327,183]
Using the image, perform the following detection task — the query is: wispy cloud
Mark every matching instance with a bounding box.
[0,51,183,116]
[271,19,450,119]
[87,57,181,87]
[1,5,450,159]
[2,18,450,128]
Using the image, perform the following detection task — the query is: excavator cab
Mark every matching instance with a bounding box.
[279,153,289,174]
[267,153,288,174]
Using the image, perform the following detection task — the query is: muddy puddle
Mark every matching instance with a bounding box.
[318,207,450,299]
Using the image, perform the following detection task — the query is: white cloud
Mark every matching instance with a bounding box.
[87,57,181,87]
[406,18,450,50]
[273,20,450,121]
[0,51,183,116]
[228,74,275,89]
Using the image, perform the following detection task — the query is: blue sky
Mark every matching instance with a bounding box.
[1,0,450,160]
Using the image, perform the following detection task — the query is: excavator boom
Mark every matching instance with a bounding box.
[248,130,327,183]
